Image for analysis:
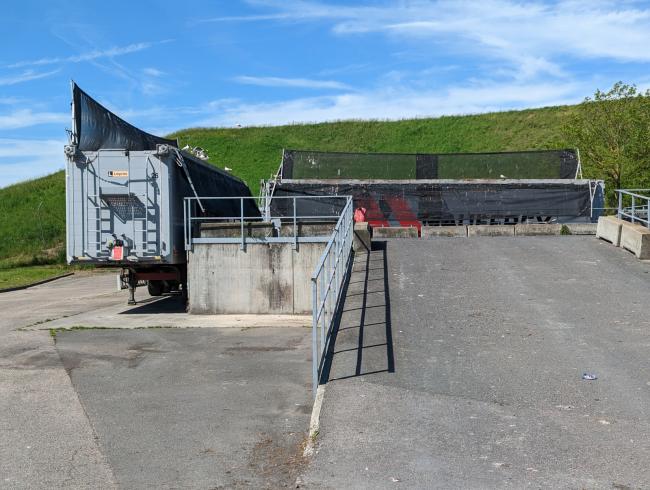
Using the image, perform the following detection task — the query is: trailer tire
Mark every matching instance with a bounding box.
[147,280,164,296]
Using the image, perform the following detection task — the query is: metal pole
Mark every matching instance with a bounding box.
[320,263,326,346]
[312,277,318,397]
[293,197,297,250]
[618,191,623,219]
[183,198,188,250]
[632,195,636,224]
[240,198,245,250]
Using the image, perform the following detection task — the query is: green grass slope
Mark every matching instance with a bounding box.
[170,105,575,196]
[0,104,580,265]
[0,171,66,268]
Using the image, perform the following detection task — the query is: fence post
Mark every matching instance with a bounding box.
[618,191,622,219]
[293,197,297,250]
[183,198,188,250]
[240,198,245,250]
[312,277,318,396]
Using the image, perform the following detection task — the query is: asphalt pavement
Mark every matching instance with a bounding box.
[56,327,312,489]
[300,237,650,489]
[0,272,312,489]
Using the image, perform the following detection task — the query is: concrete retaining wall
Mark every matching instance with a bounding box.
[353,222,371,251]
[421,226,467,238]
[596,216,623,246]
[372,223,596,239]
[620,221,650,259]
[188,242,326,314]
[515,224,562,236]
[467,225,515,237]
[562,223,597,235]
[373,226,419,238]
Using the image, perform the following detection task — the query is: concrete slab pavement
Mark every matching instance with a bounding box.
[0,330,117,489]
[300,237,650,489]
[1,271,314,488]
[55,327,313,489]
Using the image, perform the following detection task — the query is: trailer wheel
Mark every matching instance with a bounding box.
[147,280,164,296]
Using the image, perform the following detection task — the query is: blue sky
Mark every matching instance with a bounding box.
[2,0,650,187]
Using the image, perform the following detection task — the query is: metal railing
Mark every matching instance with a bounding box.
[311,196,354,396]
[616,189,650,228]
[184,195,349,250]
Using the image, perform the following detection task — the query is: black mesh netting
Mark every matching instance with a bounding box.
[281,149,579,180]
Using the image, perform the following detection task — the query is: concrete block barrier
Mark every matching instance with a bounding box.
[596,216,623,246]
[353,222,371,251]
[515,224,562,236]
[421,226,467,238]
[467,225,515,237]
[562,223,597,235]
[372,226,419,239]
[620,221,650,259]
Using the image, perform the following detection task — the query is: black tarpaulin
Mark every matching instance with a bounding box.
[271,181,592,224]
[72,82,177,151]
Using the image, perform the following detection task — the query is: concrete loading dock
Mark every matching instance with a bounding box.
[188,222,333,314]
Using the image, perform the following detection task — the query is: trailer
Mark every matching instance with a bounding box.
[65,83,260,303]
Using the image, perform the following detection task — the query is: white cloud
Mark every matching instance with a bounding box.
[0,109,68,130]
[0,69,60,86]
[0,139,65,189]
[143,67,165,77]
[193,78,588,127]
[8,41,170,68]
[232,0,650,65]
[233,75,351,90]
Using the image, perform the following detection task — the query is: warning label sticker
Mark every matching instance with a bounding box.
[108,170,129,177]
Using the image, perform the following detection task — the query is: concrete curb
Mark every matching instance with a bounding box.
[373,224,597,239]
[0,272,74,294]
[303,384,325,458]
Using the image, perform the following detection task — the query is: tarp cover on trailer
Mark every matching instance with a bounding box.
[72,82,177,151]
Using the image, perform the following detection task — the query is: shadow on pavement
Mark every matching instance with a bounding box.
[119,295,186,315]
[321,241,395,383]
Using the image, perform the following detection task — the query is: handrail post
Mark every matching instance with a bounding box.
[293,197,297,250]
[183,198,188,250]
[312,277,318,396]
[240,198,245,250]
[618,191,623,219]
[632,195,636,224]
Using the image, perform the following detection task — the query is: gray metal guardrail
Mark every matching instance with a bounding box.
[311,196,354,396]
[183,194,355,397]
[616,189,650,228]
[184,195,349,250]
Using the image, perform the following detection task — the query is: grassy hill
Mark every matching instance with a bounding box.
[0,171,66,268]
[0,104,581,267]
[170,105,575,195]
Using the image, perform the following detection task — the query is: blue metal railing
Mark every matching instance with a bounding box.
[311,196,354,396]
[616,189,650,228]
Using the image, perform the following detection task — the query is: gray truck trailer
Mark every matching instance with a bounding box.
[65,83,260,303]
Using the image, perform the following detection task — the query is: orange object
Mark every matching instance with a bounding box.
[111,246,124,261]
[354,207,367,222]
